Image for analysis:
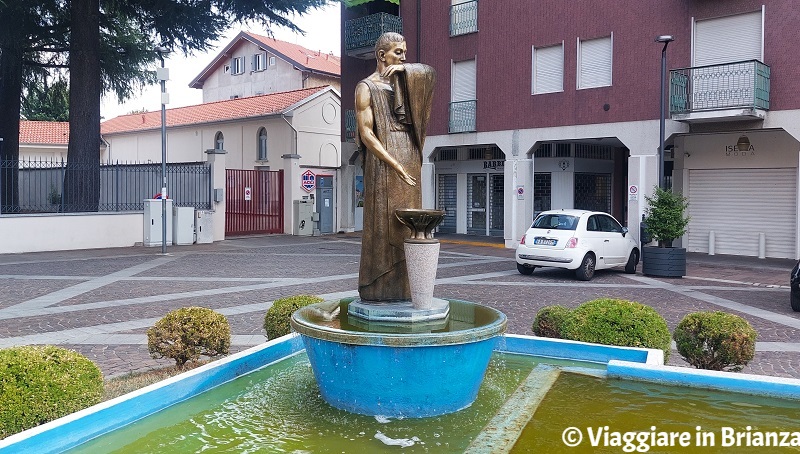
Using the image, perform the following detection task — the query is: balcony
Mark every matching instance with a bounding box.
[345,109,356,142]
[450,0,478,37]
[345,12,403,59]
[449,100,477,133]
[669,60,770,123]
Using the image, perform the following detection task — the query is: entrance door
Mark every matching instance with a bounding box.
[489,173,504,236]
[437,174,457,233]
[316,175,334,234]
[467,174,487,234]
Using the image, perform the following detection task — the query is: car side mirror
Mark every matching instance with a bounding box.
[621,227,629,237]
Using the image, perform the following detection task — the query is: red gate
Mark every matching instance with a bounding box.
[225,169,284,236]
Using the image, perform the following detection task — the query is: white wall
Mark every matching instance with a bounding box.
[0,213,142,254]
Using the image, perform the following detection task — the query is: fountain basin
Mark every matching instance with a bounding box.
[290,299,506,417]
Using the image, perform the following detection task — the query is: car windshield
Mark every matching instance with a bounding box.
[531,214,578,231]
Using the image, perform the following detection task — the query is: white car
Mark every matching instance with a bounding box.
[515,209,639,281]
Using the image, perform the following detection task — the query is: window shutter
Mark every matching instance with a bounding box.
[533,44,563,93]
[452,59,477,102]
[694,10,762,66]
[579,37,612,88]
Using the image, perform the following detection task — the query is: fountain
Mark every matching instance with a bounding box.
[291,208,507,417]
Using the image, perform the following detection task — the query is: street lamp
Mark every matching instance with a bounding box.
[155,46,170,254]
[656,35,674,189]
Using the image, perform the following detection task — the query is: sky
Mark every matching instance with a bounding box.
[100,2,341,120]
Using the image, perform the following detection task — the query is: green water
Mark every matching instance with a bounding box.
[514,373,800,453]
[70,352,537,453]
[70,353,800,453]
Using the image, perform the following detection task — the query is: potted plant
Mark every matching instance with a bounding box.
[641,186,690,277]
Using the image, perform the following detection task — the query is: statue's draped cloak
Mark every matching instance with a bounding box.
[356,63,436,301]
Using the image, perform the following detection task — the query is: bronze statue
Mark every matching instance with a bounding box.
[355,32,436,302]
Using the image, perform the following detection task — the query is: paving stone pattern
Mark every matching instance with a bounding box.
[0,233,797,380]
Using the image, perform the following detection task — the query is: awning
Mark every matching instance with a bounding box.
[343,0,399,7]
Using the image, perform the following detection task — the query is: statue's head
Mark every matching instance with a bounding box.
[374,32,406,62]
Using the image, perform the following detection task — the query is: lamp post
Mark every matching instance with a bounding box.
[156,47,170,254]
[656,35,674,189]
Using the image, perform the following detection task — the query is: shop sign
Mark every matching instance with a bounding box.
[483,160,504,170]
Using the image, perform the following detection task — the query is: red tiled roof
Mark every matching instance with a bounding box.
[19,120,69,145]
[101,86,328,135]
[244,32,341,76]
[190,31,340,88]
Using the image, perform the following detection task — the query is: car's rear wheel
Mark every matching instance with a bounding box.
[575,253,595,281]
[517,263,535,275]
[624,249,639,274]
[791,287,800,312]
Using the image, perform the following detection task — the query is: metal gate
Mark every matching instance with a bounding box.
[226,169,284,236]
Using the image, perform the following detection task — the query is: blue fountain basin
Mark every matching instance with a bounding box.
[290,299,507,417]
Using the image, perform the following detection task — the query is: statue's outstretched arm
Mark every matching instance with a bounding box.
[355,82,416,187]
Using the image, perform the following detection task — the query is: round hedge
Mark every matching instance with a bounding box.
[147,307,230,368]
[532,305,571,338]
[0,346,103,439]
[673,311,756,372]
[562,298,671,362]
[264,294,323,339]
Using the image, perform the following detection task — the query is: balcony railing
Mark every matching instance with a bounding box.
[345,12,403,59]
[449,100,477,133]
[450,0,478,36]
[345,109,356,142]
[669,60,770,117]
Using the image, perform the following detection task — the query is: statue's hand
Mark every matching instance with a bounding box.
[397,168,417,186]
[381,64,405,78]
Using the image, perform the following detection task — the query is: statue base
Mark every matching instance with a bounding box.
[347,298,449,322]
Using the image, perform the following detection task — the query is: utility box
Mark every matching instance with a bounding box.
[173,206,195,245]
[143,199,173,247]
[293,200,313,236]
[195,210,214,244]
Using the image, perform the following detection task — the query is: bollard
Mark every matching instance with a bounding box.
[758,232,766,259]
[708,231,715,256]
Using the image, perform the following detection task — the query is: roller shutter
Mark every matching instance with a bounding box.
[694,11,762,66]
[687,168,796,258]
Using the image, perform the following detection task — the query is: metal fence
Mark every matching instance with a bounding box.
[449,100,477,133]
[0,158,212,214]
[450,0,478,36]
[669,60,770,114]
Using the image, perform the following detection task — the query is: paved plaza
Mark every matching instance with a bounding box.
[0,233,798,379]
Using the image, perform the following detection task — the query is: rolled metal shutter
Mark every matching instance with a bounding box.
[694,11,762,66]
[687,168,796,258]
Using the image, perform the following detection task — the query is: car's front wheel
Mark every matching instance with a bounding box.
[624,249,639,274]
[575,253,595,281]
[791,287,800,312]
[517,263,535,275]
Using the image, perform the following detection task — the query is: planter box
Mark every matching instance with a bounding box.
[642,247,686,277]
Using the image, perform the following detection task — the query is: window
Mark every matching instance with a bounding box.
[269,56,276,67]
[450,0,478,36]
[253,52,267,71]
[257,128,268,161]
[532,43,564,94]
[578,36,612,89]
[450,58,477,133]
[215,131,224,151]
[231,56,245,75]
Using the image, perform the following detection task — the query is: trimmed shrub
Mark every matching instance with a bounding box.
[532,305,571,338]
[0,346,103,439]
[562,298,671,362]
[673,311,757,372]
[147,307,231,368]
[264,294,323,339]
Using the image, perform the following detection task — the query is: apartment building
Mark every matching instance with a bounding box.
[339,0,800,259]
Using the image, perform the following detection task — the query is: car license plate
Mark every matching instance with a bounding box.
[533,237,557,246]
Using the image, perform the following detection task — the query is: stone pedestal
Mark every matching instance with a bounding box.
[405,239,440,310]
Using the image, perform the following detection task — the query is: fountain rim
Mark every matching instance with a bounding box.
[290,299,507,347]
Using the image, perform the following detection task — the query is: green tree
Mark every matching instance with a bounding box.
[65,0,330,211]
[21,77,70,121]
